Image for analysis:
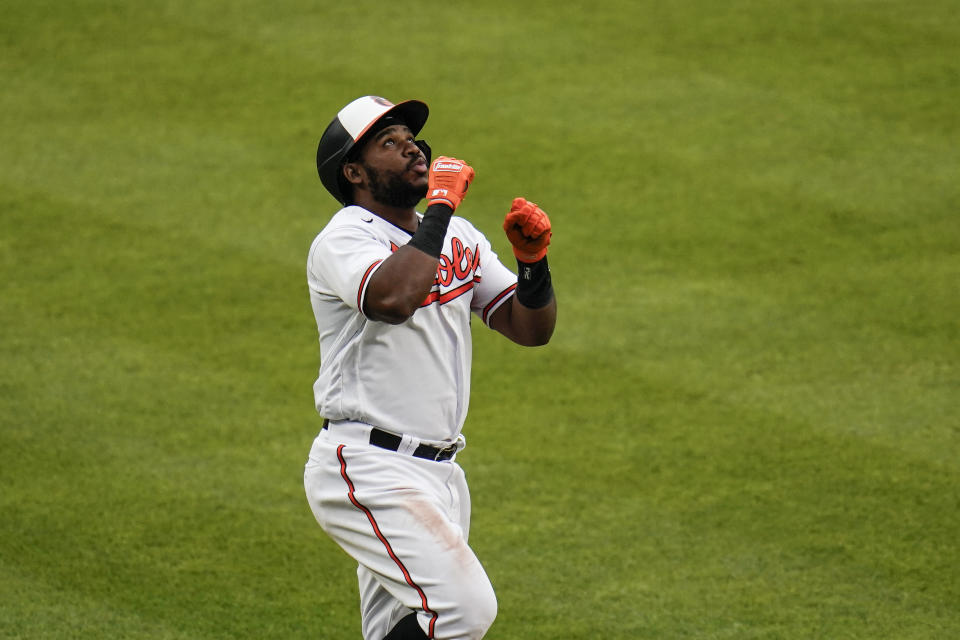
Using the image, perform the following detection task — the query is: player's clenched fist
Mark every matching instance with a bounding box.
[503,197,552,262]
[427,156,475,210]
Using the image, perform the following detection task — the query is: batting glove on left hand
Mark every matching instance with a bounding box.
[503,197,552,262]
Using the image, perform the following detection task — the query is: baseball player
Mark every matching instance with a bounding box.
[303,96,556,640]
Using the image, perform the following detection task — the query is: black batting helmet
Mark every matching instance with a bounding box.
[316,96,430,205]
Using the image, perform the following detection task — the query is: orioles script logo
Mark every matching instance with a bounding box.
[391,237,481,307]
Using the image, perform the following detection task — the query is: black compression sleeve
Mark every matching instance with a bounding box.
[515,256,554,308]
[406,203,453,257]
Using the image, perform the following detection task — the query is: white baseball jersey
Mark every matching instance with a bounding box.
[306,205,518,444]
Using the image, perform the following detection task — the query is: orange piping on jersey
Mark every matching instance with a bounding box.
[482,283,517,324]
[337,445,439,637]
[357,259,384,313]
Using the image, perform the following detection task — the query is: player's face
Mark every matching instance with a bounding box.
[357,125,429,208]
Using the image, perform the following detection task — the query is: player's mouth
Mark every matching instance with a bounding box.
[409,157,428,176]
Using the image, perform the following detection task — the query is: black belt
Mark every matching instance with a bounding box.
[322,419,458,462]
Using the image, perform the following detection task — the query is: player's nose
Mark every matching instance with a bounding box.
[402,138,422,156]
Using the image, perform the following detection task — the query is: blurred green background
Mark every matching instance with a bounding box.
[2,1,958,638]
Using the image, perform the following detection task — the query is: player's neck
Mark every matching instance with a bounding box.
[355,195,419,233]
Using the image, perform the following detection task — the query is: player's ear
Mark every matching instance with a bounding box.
[342,162,364,187]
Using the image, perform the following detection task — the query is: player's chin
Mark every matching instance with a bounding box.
[410,170,429,187]
[411,180,429,199]
[394,183,428,209]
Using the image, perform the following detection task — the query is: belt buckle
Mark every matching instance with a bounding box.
[435,443,457,461]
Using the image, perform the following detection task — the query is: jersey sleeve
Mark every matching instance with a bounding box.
[470,234,518,327]
[307,222,390,315]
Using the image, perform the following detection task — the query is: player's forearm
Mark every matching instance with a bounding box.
[363,203,453,324]
[512,295,557,346]
[499,254,556,345]
[364,245,440,323]
[490,294,556,346]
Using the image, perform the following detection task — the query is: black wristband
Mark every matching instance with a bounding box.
[406,203,453,257]
[515,256,554,309]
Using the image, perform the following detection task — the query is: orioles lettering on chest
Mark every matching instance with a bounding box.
[391,237,482,307]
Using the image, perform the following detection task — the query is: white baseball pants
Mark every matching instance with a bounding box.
[304,424,497,640]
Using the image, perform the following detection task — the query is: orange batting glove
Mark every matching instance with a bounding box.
[503,197,552,262]
[427,156,475,210]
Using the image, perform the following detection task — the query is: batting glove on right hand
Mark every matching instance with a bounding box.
[503,197,552,262]
[427,156,475,210]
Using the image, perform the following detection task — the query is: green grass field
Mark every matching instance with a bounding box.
[2,1,958,638]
